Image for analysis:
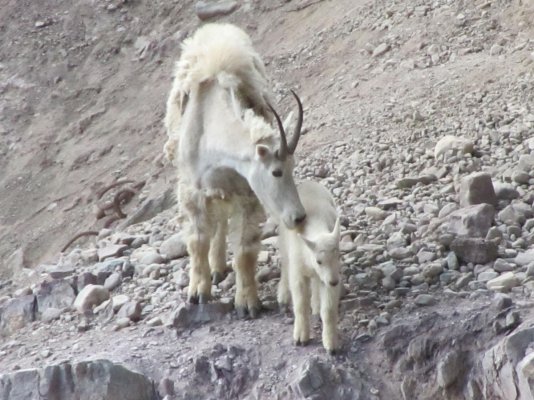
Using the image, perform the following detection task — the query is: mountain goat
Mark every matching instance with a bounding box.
[163,23,306,318]
[278,181,341,353]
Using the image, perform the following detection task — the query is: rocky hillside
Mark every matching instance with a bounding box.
[1,0,534,399]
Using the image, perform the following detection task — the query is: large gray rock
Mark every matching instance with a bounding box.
[35,279,75,316]
[0,359,157,399]
[0,295,36,336]
[479,325,534,399]
[459,172,497,207]
[446,204,495,238]
[516,250,534,266]
[451,237,498,264]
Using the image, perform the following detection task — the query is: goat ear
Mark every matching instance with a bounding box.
[300,235,316,251]
[255,144,271,160]
[331,217,341,239]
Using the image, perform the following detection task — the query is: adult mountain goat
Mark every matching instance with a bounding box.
[278,181,341,353]
[164,23,306,317]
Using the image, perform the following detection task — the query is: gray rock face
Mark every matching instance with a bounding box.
[451,237,498,264]
[35,279,75,316]
[0,295,36,336]
[0,359,158,400]
[479,326,534,399]
[446,204,495,238]
[459,172,497,207]
[291,356,363,400]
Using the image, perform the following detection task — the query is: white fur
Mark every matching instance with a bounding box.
[278,181,342,353]
[164,23,306,314]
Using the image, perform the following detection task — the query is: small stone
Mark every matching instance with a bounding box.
[160,233,188,259]
[97,244,128,261]
[115,317,131,329]
[512,170,530,185]
[195,0,239,20]
[372,43,391,57]
[493,259,515,273]
[415,294,436,306]
[478,271,499,282]
[147,317,163,327]
[365,207,388,220]
[493,293,513,310]
[515,250,534,266]
[447,252,459,270]
[104,273,122,291]
[489,44,504,56]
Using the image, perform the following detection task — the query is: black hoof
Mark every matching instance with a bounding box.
[188,294,199,304]
[212,272,224,285]
[328,349,338,356]
[248,305,261,319]
[295,339,308,347]
[236,306,248,319]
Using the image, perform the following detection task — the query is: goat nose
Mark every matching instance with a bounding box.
[294,213,306,225]
[329,280,339,287]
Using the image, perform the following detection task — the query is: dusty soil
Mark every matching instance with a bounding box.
[1,0,534,399]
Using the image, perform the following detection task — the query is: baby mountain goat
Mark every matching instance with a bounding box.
[278,181,342,353]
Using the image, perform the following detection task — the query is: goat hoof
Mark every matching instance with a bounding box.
[198,293,210,304]
[248,305,261,319]
[235,306,248,319]
[327,348,338,356]
[188,294,199,304]
[211,272,224,285]
[295,339,308,347]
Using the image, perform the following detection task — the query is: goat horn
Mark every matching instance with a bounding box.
[288,90,303,155]
[267,102,288,160]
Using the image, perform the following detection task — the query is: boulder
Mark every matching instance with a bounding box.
[459,172,497,207]
[0,359,157,400]
[446,204,495,238]
[451,237,498,264]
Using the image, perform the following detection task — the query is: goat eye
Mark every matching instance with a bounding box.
[272,169,283,177]
[316,259,322,265]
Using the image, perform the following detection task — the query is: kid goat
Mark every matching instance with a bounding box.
[278,181,342,353]
[163,23,306,317]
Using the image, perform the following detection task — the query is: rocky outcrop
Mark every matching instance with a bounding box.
[0,359,158,400]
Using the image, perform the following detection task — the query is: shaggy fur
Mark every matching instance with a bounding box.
[278,181,342,353]
[164,23,306,316]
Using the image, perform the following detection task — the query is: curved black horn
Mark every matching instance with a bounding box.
[267,102,288,160]
[288,90,303,154]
